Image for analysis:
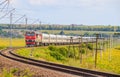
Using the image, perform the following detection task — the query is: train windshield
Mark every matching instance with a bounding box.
[26,32,35,36]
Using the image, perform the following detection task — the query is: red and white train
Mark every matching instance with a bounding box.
[25,31,95,46]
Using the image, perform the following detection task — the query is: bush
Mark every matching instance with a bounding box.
[80,48,85,54]
[87,44,93,50]
[35,54,40,58]
[68,50,75,58]
[50,51,65,61]
[81,43,86,47]
[48,45,57,51]
[58,47,68,57]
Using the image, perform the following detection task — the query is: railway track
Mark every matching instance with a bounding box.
[0,48,120,77]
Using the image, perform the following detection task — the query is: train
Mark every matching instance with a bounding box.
[25,31,95,47]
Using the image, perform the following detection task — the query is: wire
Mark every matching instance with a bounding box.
[0,2,9,12]
[0,8,15,20]
[13,15,26,24]
[0,0,7,5]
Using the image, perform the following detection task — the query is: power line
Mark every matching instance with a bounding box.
[0,0,8,5]
[13,14,26,24]
[0,1,9,12]
[0,8,15,19]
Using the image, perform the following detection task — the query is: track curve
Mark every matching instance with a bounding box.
[0,48,120,77]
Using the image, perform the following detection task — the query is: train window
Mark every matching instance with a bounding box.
[26,40,35,42]
[26,33,35,36]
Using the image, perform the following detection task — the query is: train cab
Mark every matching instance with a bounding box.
[25,31,36,46]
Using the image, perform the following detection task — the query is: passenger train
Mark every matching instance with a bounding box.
[25,31,95,47]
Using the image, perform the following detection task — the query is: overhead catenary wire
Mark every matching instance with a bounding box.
[13,14,26,24]
[0,0,8,5]
[0,1,9,12]
[0,8,15,19]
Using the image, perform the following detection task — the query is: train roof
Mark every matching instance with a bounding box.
[25,31,97,39]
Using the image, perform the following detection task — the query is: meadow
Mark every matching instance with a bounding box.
[0,67,32,77]
[16,44,120,74]
[0,33,120,74]
[0,38,25,49]
[40,30,115,35]
[0,38,32,77]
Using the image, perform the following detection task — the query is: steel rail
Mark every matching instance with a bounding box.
[0,48,120,77]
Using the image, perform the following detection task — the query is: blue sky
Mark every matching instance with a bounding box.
[1,0,120,25]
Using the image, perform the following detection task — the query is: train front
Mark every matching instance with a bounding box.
[25,31,36,47]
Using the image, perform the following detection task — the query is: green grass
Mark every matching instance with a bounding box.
[0,38,25,50]
[0,68,33,77]
[16,47,65,64]
[41,30,115,35]
[16,44,120,74]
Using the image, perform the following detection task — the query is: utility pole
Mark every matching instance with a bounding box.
[10,13,12,48]
[68,37,76,59]
[95,34,99,68]
[80,35,83,64]
[68,37,72,58]
[39,21,41,31]
[86,38,88,57]
[109,35,112,61]
[92,36,95,57]
[25,18,27,30]
[100,34,103,59]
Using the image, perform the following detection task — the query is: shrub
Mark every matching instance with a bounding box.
[48,45,57,51]
[80,48,85,54]
[69,50,75,58]
[87,44,93,50]
[50,51,65,61]
[81,43,86,47]
[35,54,40,58]
[58,47,68,57]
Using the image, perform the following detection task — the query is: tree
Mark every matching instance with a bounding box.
[59,30,65,35]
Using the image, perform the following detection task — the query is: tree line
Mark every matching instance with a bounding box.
[0,24,120,32]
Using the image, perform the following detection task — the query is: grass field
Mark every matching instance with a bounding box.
[0,67,32,77]
[0,34,120,74]
[0,38,25,49]
[16,44,120,74]
[41,30,116,35]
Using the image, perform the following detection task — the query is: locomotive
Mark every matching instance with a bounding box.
[25,31,95,47]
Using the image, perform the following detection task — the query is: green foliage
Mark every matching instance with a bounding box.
[48,46,67,61]
[35,54,40,58]
[11,68,19,73]
[1,24,120,32]
[80,48,86,54]
[81,43,86,47]
[48,45,57,51]
[87,44,93,50]
[58,47,68,57]
[0,68,33,77]
[68,50,75,58]
[16,45,120,74]
[50,51,66,61]
[59,30,65,35]
[0,46,5,50]
[2,68,13,77]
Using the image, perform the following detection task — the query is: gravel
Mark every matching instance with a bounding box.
[0,50,81,77]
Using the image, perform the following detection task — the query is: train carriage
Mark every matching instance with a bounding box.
[25,31,95,47]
